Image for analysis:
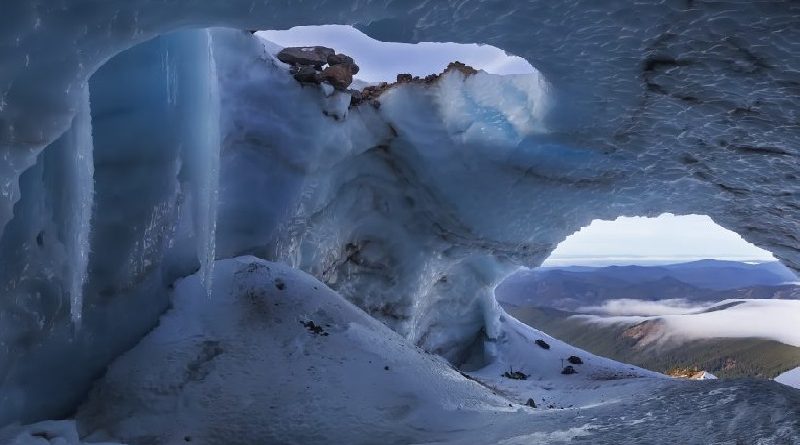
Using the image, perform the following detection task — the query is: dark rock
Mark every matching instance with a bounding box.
[277,46,335,68]
[274,278,286,290]
[300,320,326,336]
[292,65,321,84]
[444,61,478,76]
[321,64,354,90]
[327,53,360,74]
[348,89,363,106]
[502,369,528,380]
[561,365,577,375]
[525,398,537,408]
[384,365,390,371]
[396,73,413,83]
[567,355,583,365]
[535,339,551,350]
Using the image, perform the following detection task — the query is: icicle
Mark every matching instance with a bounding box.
[195,30,220,298]
[174,29,221,298]
[67,84,95,326]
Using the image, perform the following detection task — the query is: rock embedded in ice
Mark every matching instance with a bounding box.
[321,64,354,90]
[276,46,335,68]
[327,53,360,74]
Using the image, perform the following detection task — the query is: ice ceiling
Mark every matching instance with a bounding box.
[0,0,798,426]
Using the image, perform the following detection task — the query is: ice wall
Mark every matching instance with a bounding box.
[0,29,221,425]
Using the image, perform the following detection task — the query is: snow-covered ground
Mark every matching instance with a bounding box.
[5,257,797,444]
[776,367,800,390]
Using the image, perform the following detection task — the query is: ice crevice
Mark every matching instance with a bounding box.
[0,1,798,439]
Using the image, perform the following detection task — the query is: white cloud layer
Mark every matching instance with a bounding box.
[577,299,715,316]
[580,299,800,347]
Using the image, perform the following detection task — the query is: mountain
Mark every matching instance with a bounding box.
[505,305,800,379]
[496,260,799,310]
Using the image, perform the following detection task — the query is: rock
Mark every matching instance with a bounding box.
[327,53,360,74]
[561,365,577,375]
[321,64,354,90]
[525,398,537,408]
[292,65,321,84]
[535,339,551,350]
[444,61,478,76]
[349,89,363,106]
[567,355,583,365]
[502,369,528,380]
[277,46,335,68]
[396,73,413,83]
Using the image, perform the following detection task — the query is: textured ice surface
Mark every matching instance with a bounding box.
[0,0,799,432]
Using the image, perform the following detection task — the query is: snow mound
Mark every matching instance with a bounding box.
[75,257,515,444]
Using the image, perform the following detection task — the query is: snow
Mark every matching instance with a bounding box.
[776,367,800,390]
[65,258,800,444]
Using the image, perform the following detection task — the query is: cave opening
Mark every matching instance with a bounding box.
[496,213,800,382]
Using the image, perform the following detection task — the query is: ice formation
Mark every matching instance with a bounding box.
[0,1,799,442]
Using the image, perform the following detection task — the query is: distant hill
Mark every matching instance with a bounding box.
[505,305,800,379]
[496,260,799,311]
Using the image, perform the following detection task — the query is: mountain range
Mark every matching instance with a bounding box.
[496,260,799,311]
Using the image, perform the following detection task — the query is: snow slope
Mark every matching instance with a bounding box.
[66,258,800,444]
[73,257,656,444]
[776,367,800,390]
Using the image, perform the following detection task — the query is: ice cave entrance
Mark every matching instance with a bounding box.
[257,24,538,83]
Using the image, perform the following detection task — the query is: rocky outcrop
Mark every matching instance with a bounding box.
[321,64,354,90]
[278,46,359,90]
[277,46,335,68]
[350,62,480,108]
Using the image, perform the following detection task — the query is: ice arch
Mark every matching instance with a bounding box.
[0,0,798,427]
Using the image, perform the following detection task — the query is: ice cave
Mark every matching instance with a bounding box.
[1,1,799,444]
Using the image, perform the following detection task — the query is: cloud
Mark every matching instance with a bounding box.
[576,299,715,316]
[581,299,800,347]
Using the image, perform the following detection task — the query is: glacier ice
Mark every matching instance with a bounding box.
[0,0,798,438]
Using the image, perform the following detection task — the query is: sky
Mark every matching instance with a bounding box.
[258,25,536,83]
[544,214,774,266]
[259,27,775,266]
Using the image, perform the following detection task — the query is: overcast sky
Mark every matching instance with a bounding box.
[258,25,536,82]
[544,214,773,266]
[260,26,774,266]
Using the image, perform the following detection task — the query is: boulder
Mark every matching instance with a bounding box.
[535,339,551,350]
[396,73,413,83]
[561,365,577,375]
[322,64,354,90]
[292,65,321,84]
[277,46,335,68]
[328,53,360,74]
[525,398,537,408]
[567,355,583,365]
